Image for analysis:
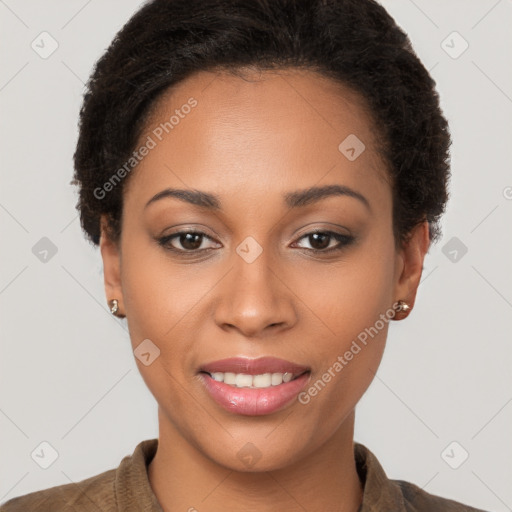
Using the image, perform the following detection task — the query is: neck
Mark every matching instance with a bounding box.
[148,408,363,512]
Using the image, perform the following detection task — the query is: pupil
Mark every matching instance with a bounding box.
[181,233,202,250]
[310,233,329,250]
[178,233,332,251]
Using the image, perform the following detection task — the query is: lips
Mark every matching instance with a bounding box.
[197,356,312,415]
[199,356,311,376]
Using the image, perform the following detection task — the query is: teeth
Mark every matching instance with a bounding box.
[223,372,236,385]
[209,371,299,388]
[235,373,253,387]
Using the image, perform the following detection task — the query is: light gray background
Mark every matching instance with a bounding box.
[1,1,511,510]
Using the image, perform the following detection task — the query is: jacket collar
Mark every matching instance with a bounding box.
[115,438,407,512]
[354,442,407,511]
[115,438,164,512]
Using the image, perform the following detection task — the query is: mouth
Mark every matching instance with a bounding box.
[197,356,312,415]
[199,355,310,373]
[198,356,311,388]
[199,369,309,388]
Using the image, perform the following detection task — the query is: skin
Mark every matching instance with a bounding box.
[99,68,429,512]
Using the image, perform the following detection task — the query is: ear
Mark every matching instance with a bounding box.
[392,221,431,313]
[99,214,124,315]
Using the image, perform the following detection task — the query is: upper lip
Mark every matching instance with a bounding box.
[199,356,311,376]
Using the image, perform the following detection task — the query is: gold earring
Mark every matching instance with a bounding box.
[109,299,124,318]
[393,299,411,319]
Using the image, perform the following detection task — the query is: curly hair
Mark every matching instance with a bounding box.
[71,0,451,248]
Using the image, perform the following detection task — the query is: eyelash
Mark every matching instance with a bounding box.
[157,229,355,256]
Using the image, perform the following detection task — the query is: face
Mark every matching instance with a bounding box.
[100,68,428,472]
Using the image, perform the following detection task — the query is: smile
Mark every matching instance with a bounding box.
[203,371,304,388]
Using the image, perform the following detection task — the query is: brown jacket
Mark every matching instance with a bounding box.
[0,439,490,511]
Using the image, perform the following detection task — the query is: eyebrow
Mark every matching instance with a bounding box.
[144,184,371,212]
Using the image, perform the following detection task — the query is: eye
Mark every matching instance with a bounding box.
[157,230,221,253]
[292,230,355,254]
[157,229,355,255]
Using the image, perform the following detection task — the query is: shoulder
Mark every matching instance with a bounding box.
[354,442,491,512]
[0,467,117,512]
[0,438,160,512]
[393,478,491,512]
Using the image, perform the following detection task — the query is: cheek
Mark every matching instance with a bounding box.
[121,237,209,338]
[294,234,396,341]
[295,289,392,434]
[119,244,205,421]
[119,239,218,402]
[293,235,395,406]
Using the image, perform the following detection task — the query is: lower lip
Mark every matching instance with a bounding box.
[199,372,310,416]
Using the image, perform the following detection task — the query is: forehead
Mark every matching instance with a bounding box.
[124,68,390,211]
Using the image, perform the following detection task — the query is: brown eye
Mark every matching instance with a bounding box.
[158,231,221,253]
[157,229,354,257]
[308,232,330,250]
[178,232,204,251]
[293,231,355,254]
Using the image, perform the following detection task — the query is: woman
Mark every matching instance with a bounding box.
[0,0,491,510]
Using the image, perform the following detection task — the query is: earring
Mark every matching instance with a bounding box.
[108,299,124,318]
[393,299,411,319]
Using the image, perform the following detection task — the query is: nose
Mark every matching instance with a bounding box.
[213,250,298,338]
